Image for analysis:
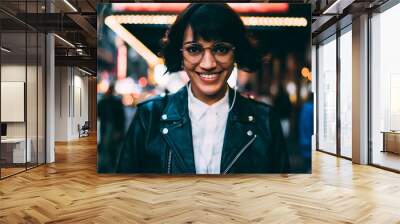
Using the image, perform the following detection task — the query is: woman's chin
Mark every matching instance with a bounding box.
[198,84,227,98]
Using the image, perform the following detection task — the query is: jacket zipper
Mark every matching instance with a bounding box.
[167,150,172,174]
[223,135,257,174]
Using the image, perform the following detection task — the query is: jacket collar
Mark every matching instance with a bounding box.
[160,86,256,174]
[161,87,188,122]
[161,85,254,122]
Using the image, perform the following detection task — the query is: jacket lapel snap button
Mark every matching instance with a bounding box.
[247,130,253,136]
[248,116,254,122]
[162,128,169,134]
[161,114,168,120]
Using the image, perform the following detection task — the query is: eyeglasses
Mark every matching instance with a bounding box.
[181,42,235,64]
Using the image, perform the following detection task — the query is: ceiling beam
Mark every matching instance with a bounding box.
[55,55,96,70]
[66,13,97,47]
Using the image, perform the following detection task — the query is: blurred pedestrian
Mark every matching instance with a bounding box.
[298,93,313,172]
[98,83,125,172]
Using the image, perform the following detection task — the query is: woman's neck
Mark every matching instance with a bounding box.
[189,84,228,105]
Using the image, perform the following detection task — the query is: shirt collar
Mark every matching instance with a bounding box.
[188,84,229,121]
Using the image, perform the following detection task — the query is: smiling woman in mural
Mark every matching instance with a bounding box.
[116,3,290,174]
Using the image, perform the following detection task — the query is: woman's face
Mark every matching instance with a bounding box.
[182,26,235,105]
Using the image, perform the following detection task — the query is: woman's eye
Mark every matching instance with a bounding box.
[214,46,229,53]
[213,45,230,54]
[186,46,202,54]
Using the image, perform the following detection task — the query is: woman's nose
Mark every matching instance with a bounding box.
[199,50,217,70]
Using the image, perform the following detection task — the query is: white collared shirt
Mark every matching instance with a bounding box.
[188,85,229,174]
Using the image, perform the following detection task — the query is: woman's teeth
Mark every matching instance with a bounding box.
[199,73,219,80]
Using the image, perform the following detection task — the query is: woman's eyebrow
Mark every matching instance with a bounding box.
[183,41,197,45]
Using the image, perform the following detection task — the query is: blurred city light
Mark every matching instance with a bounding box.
[105,16,162,68]
[138,77,148,87]
[115,77,138,95]
[154,64,169,87]
[117,44,127,80]
[97,79,109,94]
[109,14,307,27]
[112,3,289,14]
[122,94,134,106]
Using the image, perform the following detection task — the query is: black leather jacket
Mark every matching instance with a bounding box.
[116,87,290,174]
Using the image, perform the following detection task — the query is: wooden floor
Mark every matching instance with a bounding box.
[1,167,26,178]
[1,163,45,178]
[373,150,400,171]
[1,135,400,223]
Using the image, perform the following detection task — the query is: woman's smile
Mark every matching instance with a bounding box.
[196,71,223,82]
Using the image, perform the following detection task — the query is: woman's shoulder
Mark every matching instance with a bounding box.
[135,88,184,114]
[239,94,275,115]
[137,94,167,110]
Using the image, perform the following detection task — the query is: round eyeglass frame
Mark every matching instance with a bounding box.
[180,42,236,64]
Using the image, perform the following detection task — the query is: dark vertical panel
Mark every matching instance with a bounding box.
[315,44,319,151]
[44,36,47,164]
[336,29,341,157]
[367,12,373,165]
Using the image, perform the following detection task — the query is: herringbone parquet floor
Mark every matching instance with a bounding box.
[1,135,400,223]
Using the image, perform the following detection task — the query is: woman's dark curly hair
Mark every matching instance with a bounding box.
[160,3,260,73]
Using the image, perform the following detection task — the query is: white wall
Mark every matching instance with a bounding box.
[55,66,69,141]
[55,67,89,141]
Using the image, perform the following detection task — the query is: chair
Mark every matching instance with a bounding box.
[78,121,90,138]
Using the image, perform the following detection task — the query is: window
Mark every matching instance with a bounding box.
[371,3,400,171]
[317,36,337,154]
[339,28,352,158]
